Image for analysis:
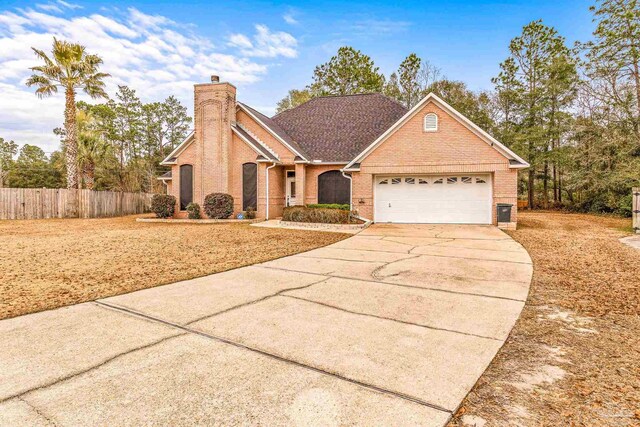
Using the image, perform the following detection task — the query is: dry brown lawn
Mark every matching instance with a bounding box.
[449,212,640,427]
[0,215,348,320]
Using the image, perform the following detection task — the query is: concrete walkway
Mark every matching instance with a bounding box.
[620,234,640,250]
[0,224,532,426]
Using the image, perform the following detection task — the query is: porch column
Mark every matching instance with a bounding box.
[295,163,306,206]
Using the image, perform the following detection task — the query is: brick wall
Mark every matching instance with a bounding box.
[354,101,520,224]
[236,110,297,163]
[257,164,285,218]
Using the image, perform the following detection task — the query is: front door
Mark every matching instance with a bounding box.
[286,170,296,206]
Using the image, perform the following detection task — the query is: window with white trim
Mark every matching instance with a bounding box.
[391,178,401,184]
[475,177,486,184]
[405,177,415,184]
[461,176,472,184]
[433,178,443,184]
[379,179,388,184]
[424,113,438,132]
[418,178,429,184]
[447,177,458,184]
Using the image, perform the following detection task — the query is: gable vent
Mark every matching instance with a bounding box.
[424,113,438,132]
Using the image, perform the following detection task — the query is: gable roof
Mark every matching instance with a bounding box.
[160,131,194,165]
[237,102,309,161]
[273,93,408,163]
[344,92,530,170]
[231,124,279,162]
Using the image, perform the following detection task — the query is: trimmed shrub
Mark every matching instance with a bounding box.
[151,194,176,218]
[245,206,256,219]
[203,193,234,219]
[282,206,354,224]
[306,203,350,211]
[186,202,202,219]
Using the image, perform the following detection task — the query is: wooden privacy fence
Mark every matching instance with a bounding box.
[634,187,639,233]
[0,188,153,220]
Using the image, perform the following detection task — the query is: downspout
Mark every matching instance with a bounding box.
[265,162,277,220]
[341,168,371,224]
[341,170,353,211]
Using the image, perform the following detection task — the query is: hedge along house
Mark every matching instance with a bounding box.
[160,76,529,227]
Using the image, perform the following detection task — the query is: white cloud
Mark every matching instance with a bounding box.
[0,6,296,152]
[283,13,298,25]
[57,0,82,10]
[228,33,252,49]
[36,3,63,13]
[35,0,82,14]
[228,24,297,58]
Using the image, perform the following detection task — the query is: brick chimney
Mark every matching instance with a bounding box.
[193,77,236,202]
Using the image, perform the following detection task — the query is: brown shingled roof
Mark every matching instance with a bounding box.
[272,93,408,163]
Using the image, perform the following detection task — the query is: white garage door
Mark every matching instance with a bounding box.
[374,175,492,224]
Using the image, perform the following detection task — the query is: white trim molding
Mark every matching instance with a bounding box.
[236,103,309,162]
[345,93,529,170]
[232,124,280,161]
[160,131,195,165]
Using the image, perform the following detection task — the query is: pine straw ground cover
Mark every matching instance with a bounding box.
[0,215,348,320]
[449,212,640,427]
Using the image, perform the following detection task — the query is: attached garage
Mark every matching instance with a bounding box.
[374,174,492,224]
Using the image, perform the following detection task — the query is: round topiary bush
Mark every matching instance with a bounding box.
[203,193,234,219]
[151,194,176,218]
[186,202,202,219]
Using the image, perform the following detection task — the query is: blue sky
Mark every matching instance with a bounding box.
[1,0,594,153]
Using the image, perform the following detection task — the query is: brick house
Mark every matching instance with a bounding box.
[160,76,528,226]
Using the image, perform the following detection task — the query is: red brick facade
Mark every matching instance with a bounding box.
[165,80,523,225]
[353,102,519,223]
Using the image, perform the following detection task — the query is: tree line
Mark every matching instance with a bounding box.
[0,38,191,194]
[0,87,190,192]
[277,0,639,215]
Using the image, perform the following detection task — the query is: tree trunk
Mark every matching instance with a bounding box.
[543,161,549,208]
[64,87,78,189]
[553,163,558,203]
[84,163,95,190]
[528,169,535,209]
[558,169,563,203]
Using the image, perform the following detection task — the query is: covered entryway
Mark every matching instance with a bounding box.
[374,175,492,224]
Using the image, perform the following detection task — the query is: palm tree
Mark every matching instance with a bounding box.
[76,109,111,190]
[26,38,110,189]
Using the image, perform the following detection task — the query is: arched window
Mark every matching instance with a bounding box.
[424,113,438,132]
[242,162,257,211]
[318,170,350,205]
[179,164,193,210]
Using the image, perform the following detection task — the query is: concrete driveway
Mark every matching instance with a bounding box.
[0,224,532,426]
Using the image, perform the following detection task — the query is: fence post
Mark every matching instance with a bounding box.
[634,187,639,234]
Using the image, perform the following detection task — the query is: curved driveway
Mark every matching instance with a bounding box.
[0,224,531,426]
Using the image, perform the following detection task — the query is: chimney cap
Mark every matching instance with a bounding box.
[211,75,220,83]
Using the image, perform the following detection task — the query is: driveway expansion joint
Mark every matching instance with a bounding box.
[257,264,527,302]
[281,294,503,341]
[94,300,453,415]
[406,251,533,265]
